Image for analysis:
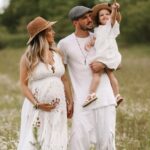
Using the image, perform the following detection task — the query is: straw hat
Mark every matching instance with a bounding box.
[27,16,56,45]
[92,3,121,24]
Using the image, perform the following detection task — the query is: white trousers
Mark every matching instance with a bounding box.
[68,105,116,150]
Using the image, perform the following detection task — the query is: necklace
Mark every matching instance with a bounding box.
[75,34,90,65]
[47,50,55,73]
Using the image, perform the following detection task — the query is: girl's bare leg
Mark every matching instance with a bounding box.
[89,72,101,94]
[83,62,104,107]
[106,69,123,106]
[106,69,119,96]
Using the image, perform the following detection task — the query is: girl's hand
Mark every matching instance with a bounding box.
[85,36,96,51]
[112,3,120,10]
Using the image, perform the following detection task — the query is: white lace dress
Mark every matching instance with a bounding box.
[17,52,67,150]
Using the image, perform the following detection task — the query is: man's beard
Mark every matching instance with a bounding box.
[80,23,94,31]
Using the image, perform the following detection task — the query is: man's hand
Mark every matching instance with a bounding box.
[67,101,74,119]
[89,61,105,73]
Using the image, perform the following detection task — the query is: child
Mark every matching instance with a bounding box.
[82,2,123,107]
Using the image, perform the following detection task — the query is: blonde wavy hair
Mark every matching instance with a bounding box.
[24,30,55,77]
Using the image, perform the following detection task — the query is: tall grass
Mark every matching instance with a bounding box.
[0,48,24,149]
[116,45,150,150]
[0,45,150,149]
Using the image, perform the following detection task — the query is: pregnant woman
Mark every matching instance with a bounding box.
[17,16,73,150]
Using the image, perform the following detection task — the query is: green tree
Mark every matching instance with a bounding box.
[0,0,150,44]
[120,0,150,43]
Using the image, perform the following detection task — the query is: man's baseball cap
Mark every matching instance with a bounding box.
[68,6,93,21]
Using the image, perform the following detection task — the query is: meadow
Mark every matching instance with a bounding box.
[0,44,150,150]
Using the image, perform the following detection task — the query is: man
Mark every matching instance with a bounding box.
[58,6,117,150]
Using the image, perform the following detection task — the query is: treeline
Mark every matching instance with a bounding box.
[0,0,150,48]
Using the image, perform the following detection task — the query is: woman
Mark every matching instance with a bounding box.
[17,16,73,150]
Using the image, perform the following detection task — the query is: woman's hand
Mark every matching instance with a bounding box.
[67,101,74,119]
[38,99,60,111]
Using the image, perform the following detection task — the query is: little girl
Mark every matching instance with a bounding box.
[82,2,123,107]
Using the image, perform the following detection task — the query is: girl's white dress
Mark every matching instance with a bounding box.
[17,52,67,150]
[94,19,121,70]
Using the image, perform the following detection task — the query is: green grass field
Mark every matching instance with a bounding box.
[0,45,150,150]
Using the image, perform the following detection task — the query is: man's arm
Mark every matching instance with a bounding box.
[63,64,74,118]
[58,40,74,118]
[89,61,105,73]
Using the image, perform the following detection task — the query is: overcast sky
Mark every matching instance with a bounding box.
[0,0,9,13]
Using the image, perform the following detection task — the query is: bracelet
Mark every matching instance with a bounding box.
[33,102,39,109]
